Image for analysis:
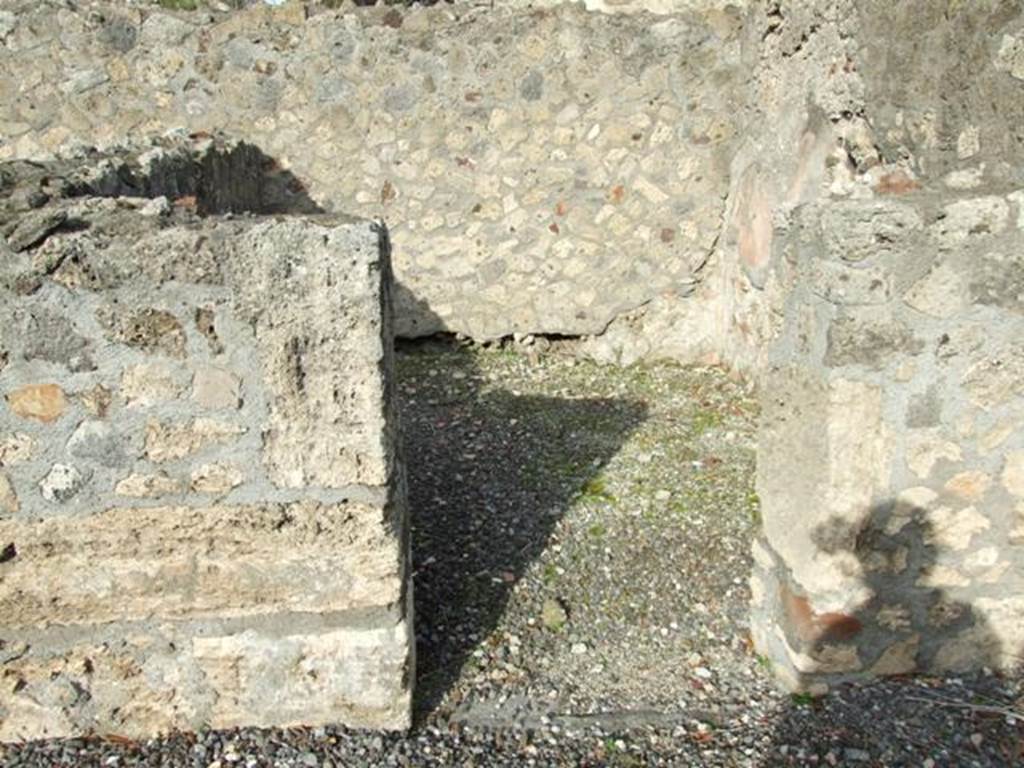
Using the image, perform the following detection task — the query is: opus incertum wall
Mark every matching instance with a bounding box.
[0,138,413,740]
[738,0,1024,690]
[1,0,1023,736]
[0,0,745,364]
[752,190,1024,690]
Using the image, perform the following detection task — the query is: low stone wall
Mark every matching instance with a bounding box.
[0,137,413,740]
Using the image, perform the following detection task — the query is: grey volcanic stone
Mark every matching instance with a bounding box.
[66,421,126,468]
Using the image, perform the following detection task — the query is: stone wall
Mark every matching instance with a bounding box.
[1,0,1022,707]
[0,137,413,740]
[746,1,1024,690]
[751,188,1024,691]
[0,0,750,357]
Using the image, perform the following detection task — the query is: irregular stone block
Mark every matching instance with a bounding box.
[5,384,67,424]
[17,309,94,373]
[825,310,922,369]
[0,501,403,628]
[0,619,411,742]
[933,197,1009,243]
[934,624,1002,673]
[905,431,962,479]
[943,471,991,502]
[114,472,182,498]
[189,462,244,494]
[922,505,990,552]
[66,420,127,468]
[0,433,33,466]
[870,635,919,676]
[122,363,183,407]
[904,261,969,318]
[5,210,67,253]
[193,623,411,731]
[808,261,892,306]
[996,33,1024,80]
[192,367,241,410]
[144,418,247,463]
[78,385,112,418]
[194,307,225,354]
[960,342,1024,410]
[0,472,17,515]
[38,463,88,503]
[1003,451,1024,498]
[99,307,186,358]
[820,199,922,263]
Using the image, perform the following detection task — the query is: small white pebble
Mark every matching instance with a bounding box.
[139,196,170,217]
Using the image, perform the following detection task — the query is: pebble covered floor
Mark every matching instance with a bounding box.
[3,340,1021,766]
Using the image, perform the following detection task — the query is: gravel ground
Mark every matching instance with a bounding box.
[3,339,1022,767]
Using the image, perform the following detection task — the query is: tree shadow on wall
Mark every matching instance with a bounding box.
[393,288,648,724]
[761,500,1023,765]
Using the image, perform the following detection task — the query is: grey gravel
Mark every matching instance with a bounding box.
[3,339,1021,767]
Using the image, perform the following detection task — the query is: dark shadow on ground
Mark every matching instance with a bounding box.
[760,501,1024,766]
[395,337,648,723]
